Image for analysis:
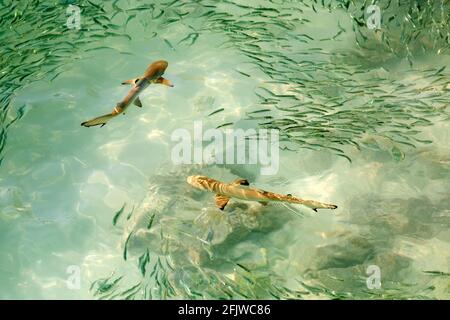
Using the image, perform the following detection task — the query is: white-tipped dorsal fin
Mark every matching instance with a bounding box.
[121,78,140,85]
[215,194,230,211]
[133,97,142,108]
[231,179,249,186]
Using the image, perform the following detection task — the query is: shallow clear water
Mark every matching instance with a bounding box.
[0,0,449,299]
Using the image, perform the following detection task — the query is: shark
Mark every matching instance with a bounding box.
[81,59,173,127]
[187,175,338,212]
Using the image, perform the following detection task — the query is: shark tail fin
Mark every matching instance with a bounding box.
[308,202,338,211]
[81,112,117,127]
[289,196,337,212]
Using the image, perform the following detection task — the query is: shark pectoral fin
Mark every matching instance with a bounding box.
[231,179,250,186]
[215,194,230,211]
[121,78,140,85]
[81,112,117,127]
[154,77,174,87]
[133,97,142,108]
[259,201,268,206]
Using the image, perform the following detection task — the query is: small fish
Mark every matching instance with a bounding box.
[138,250,150,276]
[81,60,173,128]
[123,232,133,261]
[112,203,126,226]
[178,32,199,46]
[216,122,233,129]
[234,69,251,77]
[187,175,337,212]
[247,109,271,114]
[207,108,224,116]
[163,39,175,51]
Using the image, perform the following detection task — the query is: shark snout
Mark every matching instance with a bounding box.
[153,60,168,70]
[186,175,202,187]
[144,60,169,78]
[186,175,209,189]
[186,175,195,185]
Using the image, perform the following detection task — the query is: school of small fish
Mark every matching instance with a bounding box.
[1,0,449,162]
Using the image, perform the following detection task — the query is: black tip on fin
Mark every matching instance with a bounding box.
[312,208,318,212]
[101,123,106,127]
[232,179,250,186]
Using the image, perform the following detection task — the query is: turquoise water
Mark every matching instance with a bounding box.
[0,0,449,299]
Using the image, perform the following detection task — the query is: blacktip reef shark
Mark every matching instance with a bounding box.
[187,175,338,212]
[81,60,173,127]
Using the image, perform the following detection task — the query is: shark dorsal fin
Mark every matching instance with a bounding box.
[231,179,249,186]
[215,194,230,210]
[121,78,140,85]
